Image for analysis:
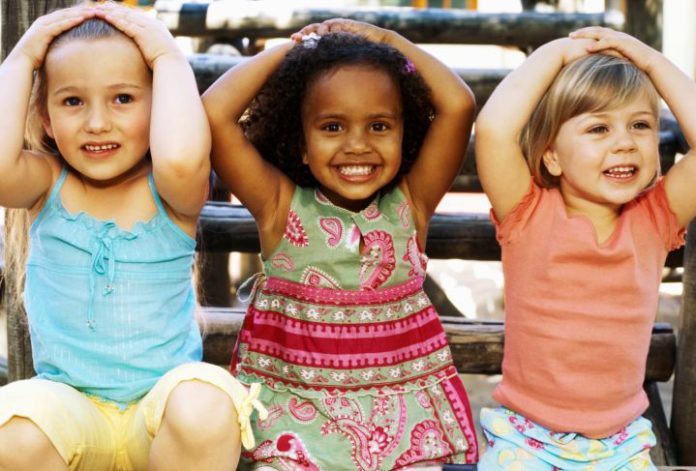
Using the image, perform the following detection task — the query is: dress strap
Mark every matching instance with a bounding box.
[236,272,266,304]
[146,172,167,216]
[45,166,69,207]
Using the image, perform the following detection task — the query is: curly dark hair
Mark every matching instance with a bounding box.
[241,33,434,189]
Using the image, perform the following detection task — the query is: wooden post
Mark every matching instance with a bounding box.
[624,0,663,52]
[197,176,233,307]
[1,0,76,382]
[672,218,696,464]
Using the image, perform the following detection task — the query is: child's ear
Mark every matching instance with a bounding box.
[42,117,55,139]
[542,148,562,177]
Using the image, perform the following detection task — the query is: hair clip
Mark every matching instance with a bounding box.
[301,32,321,49]
[403,60,416,74]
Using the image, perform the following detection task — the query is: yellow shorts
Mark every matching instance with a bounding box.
[0,362,256,471]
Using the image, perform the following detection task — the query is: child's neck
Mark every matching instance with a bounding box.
[560,191,622,245]
[64,160,155,230]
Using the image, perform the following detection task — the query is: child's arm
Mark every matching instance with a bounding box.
[475,37,594,221]
[295,19,475,234]
[0,6,94,209]
[571,27,696,227]
[201,41,296,246]
[96,3,211,221]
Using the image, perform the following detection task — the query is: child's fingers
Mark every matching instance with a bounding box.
[94,4,147,38]
[291,23,321,41]
[569,26,617,40]
[94,3,176,66]
[40,5,96,33]
[18,5,96,67]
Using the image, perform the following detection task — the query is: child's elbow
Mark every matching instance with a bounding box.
[449,82,476,116]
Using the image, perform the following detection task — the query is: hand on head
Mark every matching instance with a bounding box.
[291,18,390,44]
[13,4,97,69]
[93,2,181,68]
[570,27,657,73]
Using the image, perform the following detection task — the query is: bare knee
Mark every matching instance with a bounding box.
[160,381,239,447]
[0,417,65,470]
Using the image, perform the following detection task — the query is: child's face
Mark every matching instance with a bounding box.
[542,94,659,211]
[42,35,152,184]
[301,65,404,211]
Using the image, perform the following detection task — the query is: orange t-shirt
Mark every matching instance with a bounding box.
[492,179,684,438]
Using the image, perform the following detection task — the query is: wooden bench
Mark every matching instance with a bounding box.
[5,1,694,467]
[155,0,624,49]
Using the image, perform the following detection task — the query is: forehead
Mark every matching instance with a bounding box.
[303,65,401,115]
[572,93,658,123]
[44,35,151,91]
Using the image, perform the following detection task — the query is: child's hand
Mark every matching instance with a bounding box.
[556,36,598,66]
[291,19,390,44]
[570,27,658,74]
[94,2,181,68]
[11,4,95,69]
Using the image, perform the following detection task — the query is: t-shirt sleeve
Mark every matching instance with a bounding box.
[638,179,686,251]
[492,180,541,245]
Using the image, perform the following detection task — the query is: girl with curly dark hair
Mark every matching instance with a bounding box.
[204,19,477,469]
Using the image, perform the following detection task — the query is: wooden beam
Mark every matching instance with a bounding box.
[624,0,663,52]
[200,307,676,382]
[672,218,696,465]
[198,202,686,268]
[2,0,78,383]
[188,54,506,107]
[157,2,623,49]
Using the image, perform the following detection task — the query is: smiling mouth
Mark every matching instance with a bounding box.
[83,143,120,153]
[338,165,375,176]
[603,165,637,179]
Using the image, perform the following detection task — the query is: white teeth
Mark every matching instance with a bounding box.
[339,165,374,176]
[604,166,636,178]
[84,144,118,152]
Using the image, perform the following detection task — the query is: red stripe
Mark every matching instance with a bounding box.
[248,309,446,356]
[263,275,425,305]
[246,335,449,369]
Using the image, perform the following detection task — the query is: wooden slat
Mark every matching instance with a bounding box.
[188,54,506,108]
[157,1,622,49]
[198,203,686,268]
[645,381,677,466]
[200,307,675,382]
[672,218,696,465]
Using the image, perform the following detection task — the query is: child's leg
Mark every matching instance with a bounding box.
[0,417,66,470]
[0,378,116,470]
[127,362,265,471]
[150,380,238,470]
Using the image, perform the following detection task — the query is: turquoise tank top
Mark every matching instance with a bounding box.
[25,167,202,405]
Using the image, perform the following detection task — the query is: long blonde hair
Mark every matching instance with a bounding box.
[3,19,123,306]
[520,54,660,188]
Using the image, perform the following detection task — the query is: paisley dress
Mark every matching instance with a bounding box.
[233,186,478,470]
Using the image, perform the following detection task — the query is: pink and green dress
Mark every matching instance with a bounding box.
[233,186,478,470]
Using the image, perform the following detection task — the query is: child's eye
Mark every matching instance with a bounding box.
[115,94,134,104]
[588,125,609,134]
[63,97,82,106]
[633,121,651,130]
[371,122,390,132]
[321,122,342,132]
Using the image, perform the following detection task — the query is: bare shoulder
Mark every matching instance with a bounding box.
[26,151,64,217]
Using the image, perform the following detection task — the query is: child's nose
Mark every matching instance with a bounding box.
[344,129,370,154]
[84,105,112,133]
[613,129,638,152]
